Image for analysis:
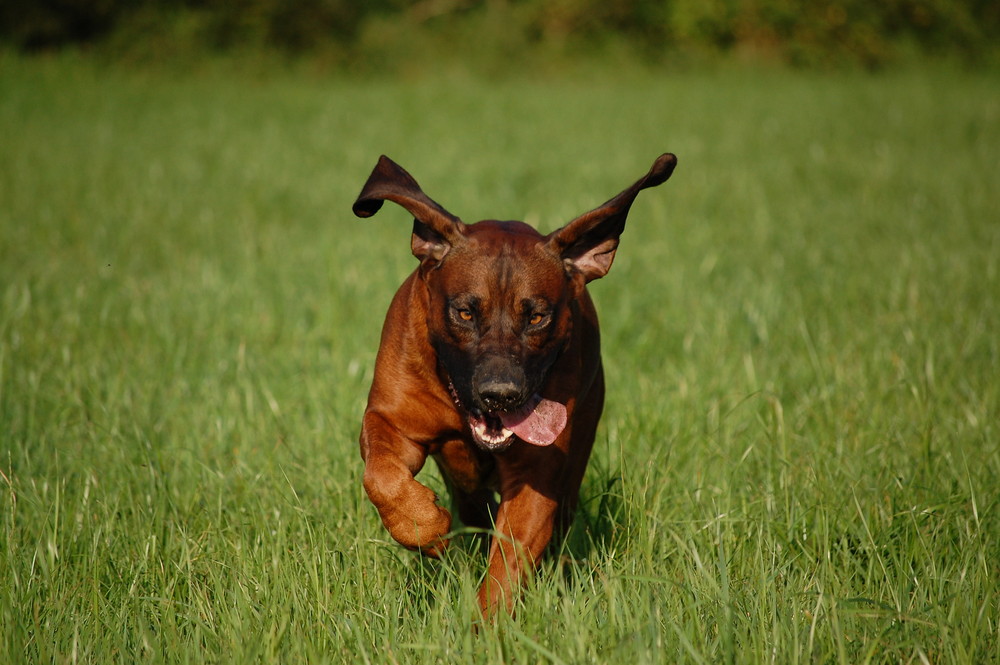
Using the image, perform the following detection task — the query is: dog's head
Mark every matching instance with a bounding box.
[354,154,676,450]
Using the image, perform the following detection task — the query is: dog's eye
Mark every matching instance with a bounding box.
[456,308,474,322]
[528,312,547,326]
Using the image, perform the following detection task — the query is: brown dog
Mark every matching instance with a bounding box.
[352,153,677,615]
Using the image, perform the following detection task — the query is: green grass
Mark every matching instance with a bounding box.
[1,54,998,663]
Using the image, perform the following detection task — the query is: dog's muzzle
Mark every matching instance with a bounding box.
[448,382,567,451]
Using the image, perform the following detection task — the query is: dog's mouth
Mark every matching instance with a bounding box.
[448,384,567,451]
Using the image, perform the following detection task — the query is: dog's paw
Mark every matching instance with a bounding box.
[380,488,452,557]
[390,504,452,557]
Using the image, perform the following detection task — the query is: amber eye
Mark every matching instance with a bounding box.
[458,309,474,322]
[528,312,546,326]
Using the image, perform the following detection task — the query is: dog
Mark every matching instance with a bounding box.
[352,153,677,615]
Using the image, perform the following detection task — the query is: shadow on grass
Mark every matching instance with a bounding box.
[562,471,629,560]
[382,467,628,619]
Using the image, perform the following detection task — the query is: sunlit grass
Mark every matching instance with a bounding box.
[1,55,998,662]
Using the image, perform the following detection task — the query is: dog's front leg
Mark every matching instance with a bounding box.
[361,411,452,557]
[477,458,561,615]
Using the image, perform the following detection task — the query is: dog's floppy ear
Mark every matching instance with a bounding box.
[353,156,467,265]
[547,153,677,282]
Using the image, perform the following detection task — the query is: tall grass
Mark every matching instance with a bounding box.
[1,55,998,663]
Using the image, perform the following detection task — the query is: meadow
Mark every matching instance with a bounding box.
[1,55,998,663]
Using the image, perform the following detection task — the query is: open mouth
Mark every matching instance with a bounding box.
[448,384,567,451]
[468,411,517,449]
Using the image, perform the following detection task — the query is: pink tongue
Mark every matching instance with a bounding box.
[500,396,567,446]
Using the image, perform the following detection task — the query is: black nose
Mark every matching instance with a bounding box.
[477,379,522,412]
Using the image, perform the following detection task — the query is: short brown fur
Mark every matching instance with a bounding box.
[353,154,677,615]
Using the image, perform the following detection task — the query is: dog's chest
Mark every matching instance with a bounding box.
[433,437,499,493]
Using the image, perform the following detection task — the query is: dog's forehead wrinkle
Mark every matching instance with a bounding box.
[448,231,558,288]
[489,250,563,312]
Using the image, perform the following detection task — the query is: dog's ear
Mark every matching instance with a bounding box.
[353,156,466,265]
[547,153,676,282]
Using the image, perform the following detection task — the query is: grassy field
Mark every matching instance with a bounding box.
[1,55,998,663]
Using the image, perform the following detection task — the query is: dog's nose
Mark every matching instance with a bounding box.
[477,379,522,412]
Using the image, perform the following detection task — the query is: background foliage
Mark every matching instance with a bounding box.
[2,0,999,68]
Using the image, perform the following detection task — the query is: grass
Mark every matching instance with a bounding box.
[1,54,998,663]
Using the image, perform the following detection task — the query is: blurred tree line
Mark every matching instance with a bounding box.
[1,0,997,67]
